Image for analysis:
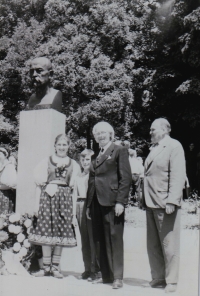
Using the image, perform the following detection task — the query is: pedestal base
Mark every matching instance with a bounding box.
[16,109,66,214]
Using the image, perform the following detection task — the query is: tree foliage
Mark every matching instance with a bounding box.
[0,0,199,152]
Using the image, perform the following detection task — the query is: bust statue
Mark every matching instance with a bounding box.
[26,57,62,112]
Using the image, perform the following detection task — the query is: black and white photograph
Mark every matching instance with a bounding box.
[0,0,199,295]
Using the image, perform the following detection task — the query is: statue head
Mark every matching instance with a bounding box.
[30,57,53,90]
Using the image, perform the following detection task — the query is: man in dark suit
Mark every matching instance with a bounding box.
[86,122,132,289]
[143,118,186,293]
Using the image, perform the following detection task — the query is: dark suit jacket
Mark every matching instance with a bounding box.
[87,143,132,207]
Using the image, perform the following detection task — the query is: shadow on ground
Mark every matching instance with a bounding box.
[124,277,148,287]
[62,272,156,289]
[62,271,81,278]
[124,277,165,291]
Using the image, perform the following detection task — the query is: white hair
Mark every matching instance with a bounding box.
[92,121,115,141]
[154,118,171,134]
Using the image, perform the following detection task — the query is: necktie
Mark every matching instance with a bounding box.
[97,148,104,164]
[149,143,159,150]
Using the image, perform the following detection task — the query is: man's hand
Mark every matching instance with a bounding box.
[165,203,175,214]
[115,203,124,216]
[86,208,91,220]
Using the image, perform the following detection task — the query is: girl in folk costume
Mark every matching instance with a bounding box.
[29,134,80,278]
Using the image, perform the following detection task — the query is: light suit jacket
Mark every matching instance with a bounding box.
[143,135,186,208]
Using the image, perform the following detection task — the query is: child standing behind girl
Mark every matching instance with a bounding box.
[73,149,100,281]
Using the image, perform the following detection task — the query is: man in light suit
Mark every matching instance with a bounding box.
[143,118,186,293]
[86,122,132,289]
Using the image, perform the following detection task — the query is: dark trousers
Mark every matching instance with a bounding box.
[91,195,124,281]
[76,200,99,273]
[131,174,141,202]
[146,207,181,284]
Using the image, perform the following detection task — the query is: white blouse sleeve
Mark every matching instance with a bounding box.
[0,163,17,189]
[69,160,81,188]
[33,157,49,186]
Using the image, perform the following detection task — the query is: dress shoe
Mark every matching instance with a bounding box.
[92,278,103,284]
[112,279,123,289]
[88,272,97,282]
[78,270,91,280]
[88,271,101,282]
[92,277,113,284]
[143,279,166,288]
[165,284,177,293]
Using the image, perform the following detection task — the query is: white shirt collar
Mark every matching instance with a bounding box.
[150,134,169,150]
[152,134,169,146]
[100,141,112,154]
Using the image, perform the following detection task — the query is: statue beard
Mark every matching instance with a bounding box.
[32,78,49,93]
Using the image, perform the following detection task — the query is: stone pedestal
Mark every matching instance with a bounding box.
[16,109,66,214]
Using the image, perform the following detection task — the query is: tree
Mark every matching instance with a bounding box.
[0,0,200,153]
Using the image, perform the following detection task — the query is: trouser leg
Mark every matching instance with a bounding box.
[87,212,100,273]
[101,205,124,280]
[135,176,141,202]
[91,196,112,280]
[146,207,165,280]
[154,207,181,284]
[76,201,91,272]
[132,174,140,202]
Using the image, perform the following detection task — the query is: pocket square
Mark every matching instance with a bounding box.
[107,156,112,160]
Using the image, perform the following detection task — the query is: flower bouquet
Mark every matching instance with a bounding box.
[0,212,33,272]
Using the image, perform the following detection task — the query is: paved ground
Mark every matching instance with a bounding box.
[0,211,199,296]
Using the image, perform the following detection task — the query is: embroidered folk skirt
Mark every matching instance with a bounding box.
[29,186,76,247]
